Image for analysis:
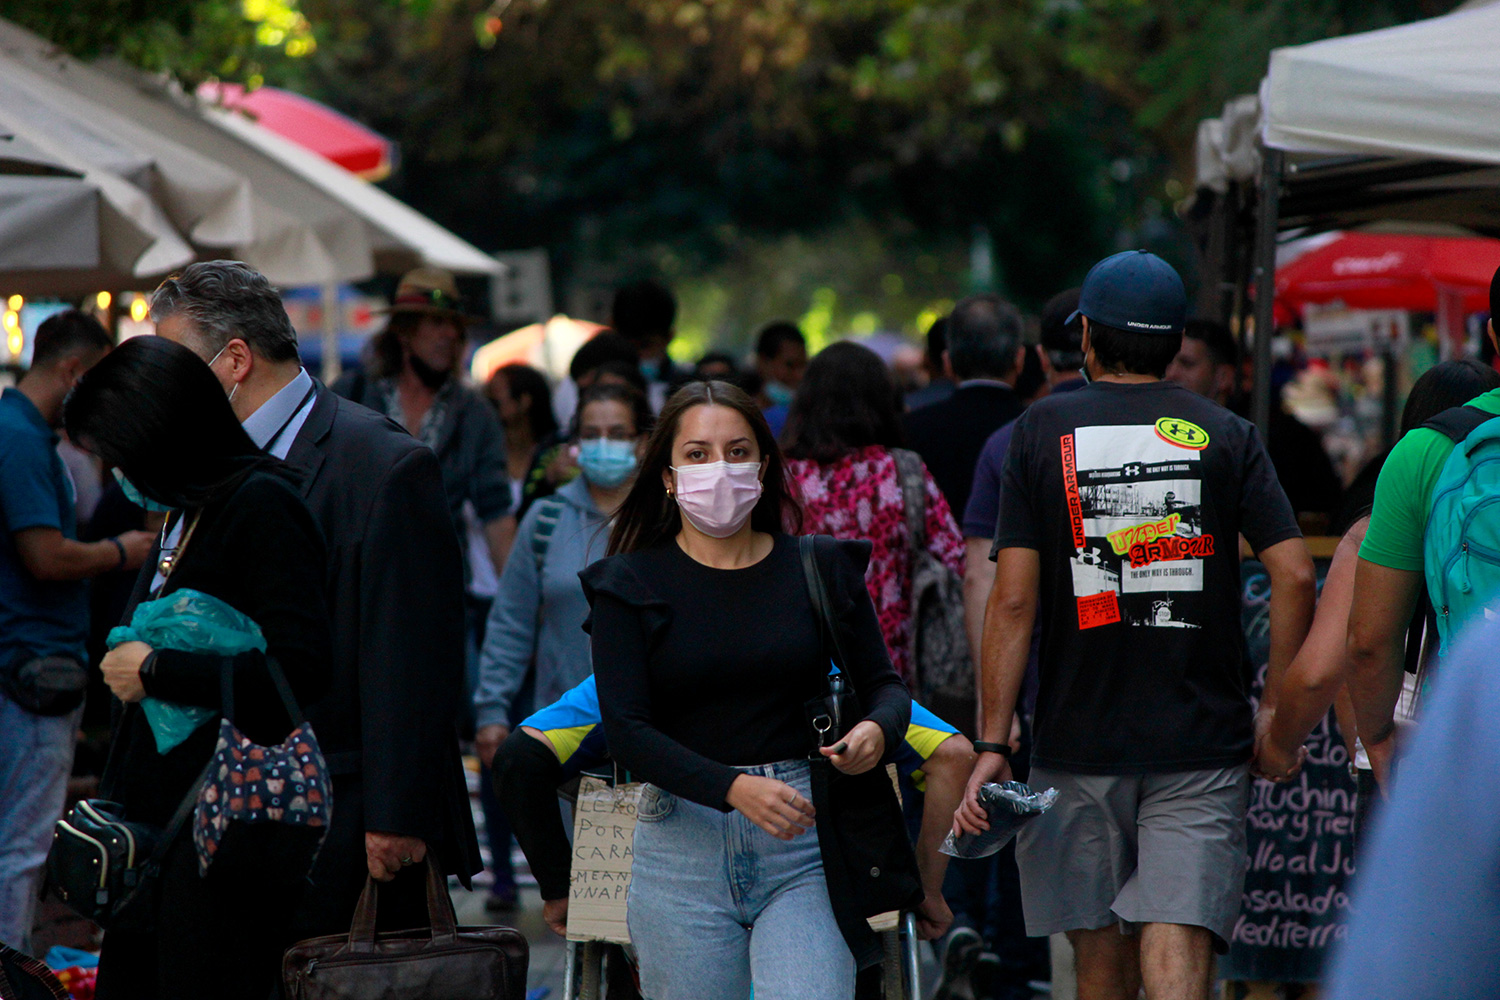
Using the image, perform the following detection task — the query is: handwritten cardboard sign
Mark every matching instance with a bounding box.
[566,776,639,944]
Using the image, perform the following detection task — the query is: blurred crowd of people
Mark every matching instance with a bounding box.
[3,250,1496,1000]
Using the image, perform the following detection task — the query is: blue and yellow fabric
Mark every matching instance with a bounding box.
[520,675,960,791]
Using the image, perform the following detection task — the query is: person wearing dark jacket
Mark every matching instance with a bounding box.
[64,337,332,998]
[332,267,514,584]
[584,381,911,998]
[149,261,481,940]
[902,294,1027,515]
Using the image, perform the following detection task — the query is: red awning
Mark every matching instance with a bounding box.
[199,83,394,181]
[1277,231,1500,316]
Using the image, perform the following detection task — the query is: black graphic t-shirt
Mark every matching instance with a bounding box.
[993,379,1300,773]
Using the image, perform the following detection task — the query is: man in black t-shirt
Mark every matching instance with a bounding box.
[955,251,1316,1000]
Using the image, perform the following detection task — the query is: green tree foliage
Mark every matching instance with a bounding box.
[1,0,1461,342]
[0,0,313,83]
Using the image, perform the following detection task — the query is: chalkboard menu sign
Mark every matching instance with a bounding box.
[1221,560,1358,982]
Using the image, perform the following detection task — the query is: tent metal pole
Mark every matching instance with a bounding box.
[1251,147,1284,438]
[320,282,341,384]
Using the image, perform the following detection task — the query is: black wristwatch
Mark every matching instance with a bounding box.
[972,740,1014,757]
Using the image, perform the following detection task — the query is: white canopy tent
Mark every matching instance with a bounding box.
[0,17,501,287]
[1261,3,1500,165]
[1191,2,1500,432]
[0,174,193,293]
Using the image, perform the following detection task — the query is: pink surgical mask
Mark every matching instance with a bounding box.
[672,460,763,538]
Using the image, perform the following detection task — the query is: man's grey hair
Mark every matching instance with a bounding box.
[150,260,300,363]
[947,293,1024,381]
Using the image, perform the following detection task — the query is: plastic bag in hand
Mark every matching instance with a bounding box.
[940,781,1058,859]
[107,588,266,754]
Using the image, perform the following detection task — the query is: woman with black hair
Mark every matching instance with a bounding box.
[65,337,332,999]
[782,342,965,689]
[1255,358,1500,844]
[584,379,913,998]
[485,363,560,512]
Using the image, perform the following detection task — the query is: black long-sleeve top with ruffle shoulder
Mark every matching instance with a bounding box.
[580,533,910,811]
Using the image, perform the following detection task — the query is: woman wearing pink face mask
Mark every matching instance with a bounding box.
[582,380,912,999]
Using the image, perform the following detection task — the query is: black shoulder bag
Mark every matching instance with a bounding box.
[797,534,923,969]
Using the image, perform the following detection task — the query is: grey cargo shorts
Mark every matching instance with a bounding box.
[1016,764,1251,947]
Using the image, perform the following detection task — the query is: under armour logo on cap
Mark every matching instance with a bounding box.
[1068,250,1187,336]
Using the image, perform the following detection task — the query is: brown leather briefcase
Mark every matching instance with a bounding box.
[282,857,528,999]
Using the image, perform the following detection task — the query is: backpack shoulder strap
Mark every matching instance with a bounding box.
[889,448,928,551]
[530,496,566,574]
[1420,404,1494,444]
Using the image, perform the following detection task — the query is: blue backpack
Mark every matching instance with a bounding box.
[1423,404,1500,650]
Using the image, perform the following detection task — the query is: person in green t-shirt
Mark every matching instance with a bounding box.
[1255,360,1500,842]
[1350,276,1500,787]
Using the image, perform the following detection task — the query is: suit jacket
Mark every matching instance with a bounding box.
[902,382,1024,516]
[283,384,481,899]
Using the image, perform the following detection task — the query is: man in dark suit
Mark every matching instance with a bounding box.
[149,261,481,932]
[902,294,1027,515]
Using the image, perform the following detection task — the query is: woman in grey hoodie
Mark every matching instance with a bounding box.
[474,383,655,767]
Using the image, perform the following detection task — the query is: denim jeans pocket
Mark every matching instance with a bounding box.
[636,783,676,823]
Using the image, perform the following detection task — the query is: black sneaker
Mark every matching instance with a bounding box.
[934,925,983,1000]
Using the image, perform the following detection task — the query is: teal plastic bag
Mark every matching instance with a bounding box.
[107,588,266,754]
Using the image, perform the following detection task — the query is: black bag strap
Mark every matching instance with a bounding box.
[799,535,856,698]
[219,655,304,729]
[110,752,217,912]
[1420,404,1494,444]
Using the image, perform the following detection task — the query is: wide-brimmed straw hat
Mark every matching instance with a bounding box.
[379,267,479,322]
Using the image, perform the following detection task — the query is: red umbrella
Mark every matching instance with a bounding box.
[199,83,394,181]
[1277,231,1500,316]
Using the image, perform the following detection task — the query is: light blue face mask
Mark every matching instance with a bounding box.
[112,467,174,513]
[577,438,638,489]
[764,380,795,408]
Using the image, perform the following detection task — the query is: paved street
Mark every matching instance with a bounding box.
[453,881,568,998]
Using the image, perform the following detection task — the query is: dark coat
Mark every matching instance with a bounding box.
[98,472,332,997]
[108,472,332,827]
[281,384,482,935]
[902,382,1024,516]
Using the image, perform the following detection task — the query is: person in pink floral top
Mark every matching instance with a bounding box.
[782,342,965,686]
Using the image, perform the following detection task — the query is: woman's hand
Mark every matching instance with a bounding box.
[819,719,885,774]
[100,641,152,703]
[543,897,569,937]
[725,774,815,840]
[1252,732,1307,783]
[475,724,509,769]
[913,893,955,941]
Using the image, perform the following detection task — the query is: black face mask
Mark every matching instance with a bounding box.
[407,352,452,391]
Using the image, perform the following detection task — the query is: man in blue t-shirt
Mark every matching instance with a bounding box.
[0,312,152,953]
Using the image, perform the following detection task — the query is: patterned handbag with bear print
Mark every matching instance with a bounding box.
[192,657,330,874]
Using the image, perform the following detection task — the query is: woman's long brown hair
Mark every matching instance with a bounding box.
[607,380,802,556]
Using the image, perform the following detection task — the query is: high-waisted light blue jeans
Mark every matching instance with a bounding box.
[627,758,856,1000]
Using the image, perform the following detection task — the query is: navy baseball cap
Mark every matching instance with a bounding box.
[1069,250,1187,335]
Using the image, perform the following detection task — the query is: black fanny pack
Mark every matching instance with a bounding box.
[2,652,86,716]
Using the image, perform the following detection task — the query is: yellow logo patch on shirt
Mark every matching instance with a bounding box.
[1154,417,1210,451]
